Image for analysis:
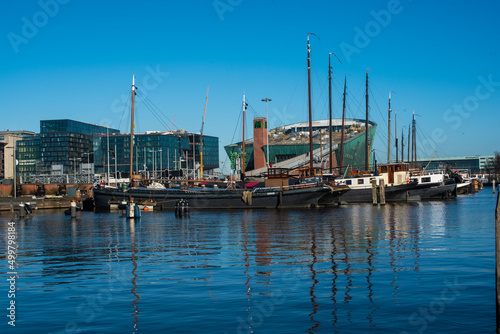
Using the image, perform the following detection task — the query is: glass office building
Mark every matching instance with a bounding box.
[184,134,219,172]
[17,135,41,180]
[95,133,190,177]
[36,120,119,175]
[14,119,220,180]
[95,132,219,178]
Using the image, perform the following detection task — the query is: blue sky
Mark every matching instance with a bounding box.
[2,0,500,170]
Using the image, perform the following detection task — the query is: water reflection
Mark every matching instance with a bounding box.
[307,226,319,333]
[130,219,140,333]
[0,193,494,333]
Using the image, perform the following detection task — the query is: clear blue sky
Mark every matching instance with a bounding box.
[2,0,499,170]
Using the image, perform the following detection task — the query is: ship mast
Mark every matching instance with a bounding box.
[395,110,398,162]
[242,92,246,180]
[307,34,314,169]
[339,76,346,176]
[412,111,417,164]
[401,126,404,162]
[130,74,136,181]
[328,52,341,174]
[328,53,332,174]
[365,69,369,171]
[387,91,391,163]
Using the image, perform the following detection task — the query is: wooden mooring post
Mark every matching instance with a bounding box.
[379,179,386,205]
[496,191,500,333]
[372,179,378,205]
[493,179,496,195]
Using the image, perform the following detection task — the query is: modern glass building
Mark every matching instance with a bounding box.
[184,134,219,174]
[95,132,189,177]
[17,135,41,180]
[14,119,220,181]
[95,132,219,178]
[39,120,119,175]
[415,156,495,173]
[0,130,37,180]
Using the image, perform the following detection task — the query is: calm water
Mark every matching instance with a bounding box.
[0,190,496,333]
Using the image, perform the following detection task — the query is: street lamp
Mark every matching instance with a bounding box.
[261,98,271,168]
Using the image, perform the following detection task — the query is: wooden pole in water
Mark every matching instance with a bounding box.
[494,180,496,195]
[372,179,378,205]
[496,191,500,333]
[379,179,386,205]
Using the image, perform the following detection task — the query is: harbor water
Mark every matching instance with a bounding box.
[0,191,495,333]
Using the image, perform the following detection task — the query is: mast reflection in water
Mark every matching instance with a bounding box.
[0,191,495,333]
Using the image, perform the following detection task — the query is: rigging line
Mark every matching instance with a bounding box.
[136,93,171,131]
[221,105,244,174]
[345,80,365,119]
[139,91,173,129]
[136,90,177,130]
[245,101,260,119]
[117,91,132,132]
[311,65,328,120]
[368,86,389,141]
[135,91,171,130]
[135,102,140,133]
[415,122,450,159]
[137,95,169,130]
[282,71,305,127]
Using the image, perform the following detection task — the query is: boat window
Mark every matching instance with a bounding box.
[380,166,387,173]
[346,180,352,185]
[358,179,364,184]
[395,165,401,171]
[422,177,431,183]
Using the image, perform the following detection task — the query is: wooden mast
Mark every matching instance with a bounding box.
[395,109,398,163]
[365,69,369,171]
[412,111,417,163]
[340,76,346,176]
[328,53,333,174]
[130,74,136,181]
[242,92,246,180]
[307,34,314,169]
[387,91,391,163]
[401,126,404,162]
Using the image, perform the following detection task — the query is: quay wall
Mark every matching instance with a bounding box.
[0,184,93,196]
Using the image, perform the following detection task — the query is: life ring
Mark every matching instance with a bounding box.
[406,177,409,184]
[144,206,149,212]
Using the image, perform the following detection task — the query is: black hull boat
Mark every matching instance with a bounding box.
[318,185,352,206]
[93,184,333,211]
[338,182,418,203]
[407,182,456,200]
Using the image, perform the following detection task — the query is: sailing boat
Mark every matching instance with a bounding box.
[334,75,419,203]
[299,33,350,206]
[93,75,334,210]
